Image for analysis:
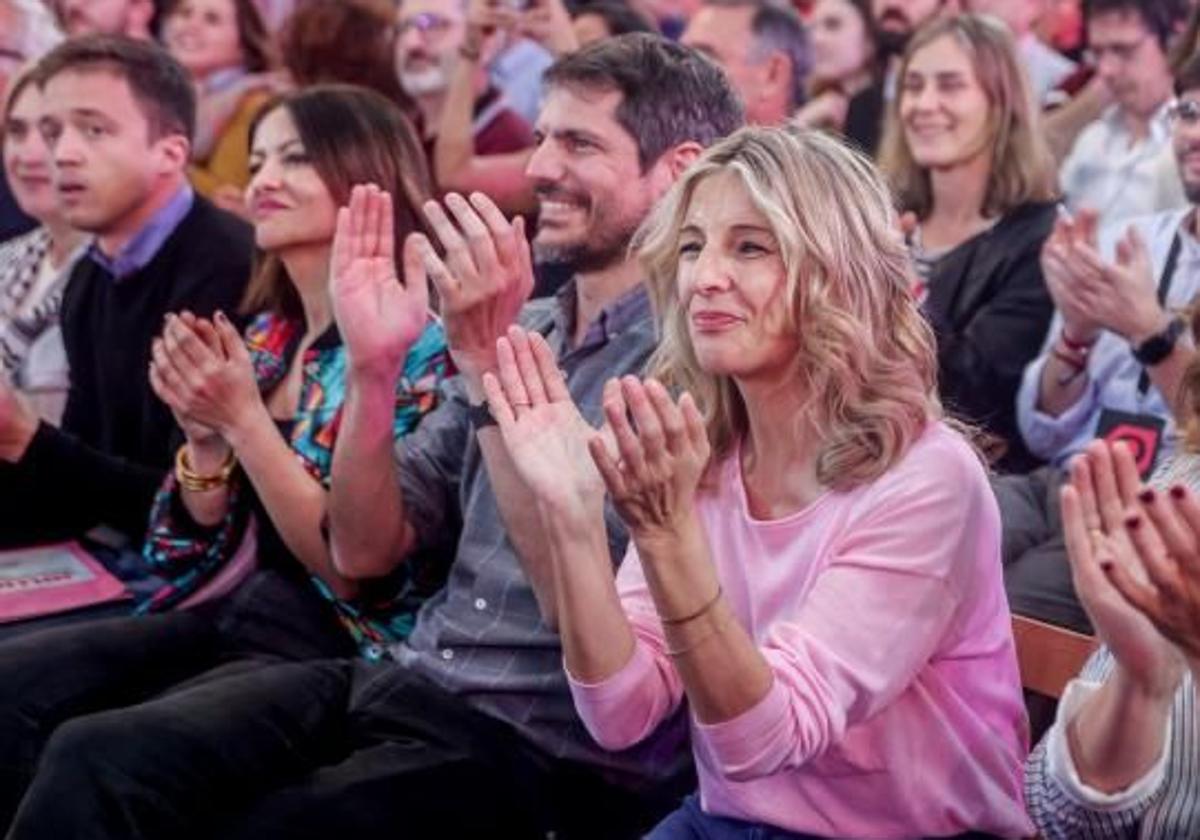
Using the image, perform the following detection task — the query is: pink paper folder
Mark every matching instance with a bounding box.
[0,541,130,623]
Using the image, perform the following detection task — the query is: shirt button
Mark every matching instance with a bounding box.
[441,648,454,661]
[474,597,488,611]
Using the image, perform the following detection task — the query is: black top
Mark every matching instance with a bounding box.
[923,201,1058,474]
[0,195,253,545]
[0,169,35,245]
[844,81,887,158]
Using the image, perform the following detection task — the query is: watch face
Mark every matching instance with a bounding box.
[1135,319,1184,366]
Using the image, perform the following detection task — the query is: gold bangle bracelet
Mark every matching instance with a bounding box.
[175,444,236,493]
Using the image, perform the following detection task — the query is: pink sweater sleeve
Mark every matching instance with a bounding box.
[567,541,685,751]
[698,440,998,781]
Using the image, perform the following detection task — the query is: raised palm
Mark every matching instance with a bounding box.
[1063,443,1183,696]
[331,184,429,379]
[483,327,607,517]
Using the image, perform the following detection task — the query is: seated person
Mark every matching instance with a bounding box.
[161,0,284,209]
[0,84,448,828]
[571,0,657,47]
[966,0,1076,105]
[0,36,252,547]
[997,52,1200,634]
[0,67,86,424]
[1027,436,1200,839]
[879,14,1059,473]
[53,0,155,39]
[488,125,1034,839]
[792,0,879,135]
[1057,0,1188,228]
[0,35,744,840]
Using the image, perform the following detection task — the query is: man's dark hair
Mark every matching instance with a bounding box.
[569,1,656,38]
[35,34,196,142]
[1175,50,1200,95]
[704,0,812,110]
[1084,0,1188,50]
[542,33,745,171]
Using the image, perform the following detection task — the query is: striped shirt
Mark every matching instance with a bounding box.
[388,280,691,788]
[1025,454,1200,839]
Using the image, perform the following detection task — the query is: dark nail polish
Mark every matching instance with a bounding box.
[1126,516,1141,530]
[1171,485,1186,500]
[1100,561,1114,573]
[1139,489,1156,504]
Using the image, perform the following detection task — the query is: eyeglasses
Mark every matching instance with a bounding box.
[394,12,454,38]
[1169,99,1200,126]
[1083,37,1147,65]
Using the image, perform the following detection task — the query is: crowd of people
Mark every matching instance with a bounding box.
[0,0,1197,837]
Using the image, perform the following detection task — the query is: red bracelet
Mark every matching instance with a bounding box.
[1060,327,1098,353]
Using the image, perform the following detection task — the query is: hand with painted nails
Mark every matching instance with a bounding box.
[589,375,710,543]
[415,191,534,397]
[149,311,262,447]
[1103,474,1200,678]
[482,327,606,518]
[1061,440,1184,698]
[331,184,430,380]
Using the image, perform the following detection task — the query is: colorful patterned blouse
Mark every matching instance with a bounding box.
[140,310,449,657]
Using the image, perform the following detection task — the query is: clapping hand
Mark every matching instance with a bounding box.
[149,311,262,446]
[483,327,606,519]
[418,192,534,397]
[1041,208,1103,343]
[0,377,39,463]
[590,377,710,543]
[1101,473,1200,679]
[1061,440,1184,698]
[331,184,430,381]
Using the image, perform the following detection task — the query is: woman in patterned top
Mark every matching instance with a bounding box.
[0,85,448,829]
[0,67,85,422]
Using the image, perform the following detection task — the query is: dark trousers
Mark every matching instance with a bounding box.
[9,657,677,840]
[992,466,1092,633]
[0,568,354,832]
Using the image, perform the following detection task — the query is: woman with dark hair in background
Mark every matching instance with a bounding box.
[880,14,1060,472]
[162,0,284,209]
[793,0,878,134]
[0,85,449,835]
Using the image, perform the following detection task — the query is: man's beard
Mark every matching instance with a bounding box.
[874,27,911,57]
[398,54,450,97]
[532,191,646,274]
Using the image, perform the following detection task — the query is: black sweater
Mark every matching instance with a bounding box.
[924,201,1058,474]
[0,195,252,544]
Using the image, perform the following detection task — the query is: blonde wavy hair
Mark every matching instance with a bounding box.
[636,126,941,491]
[878,13,1058,220]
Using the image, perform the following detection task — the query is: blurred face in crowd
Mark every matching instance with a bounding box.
[677,169,797,382]
[1171,89,1200,205]
[573,12,614,47]
[394,0,465,98]
[809,0,874,85]
[526,85,672,273]
[871,0,944,55]
[57,0,155,38]
[3,84,59,223]
[1087,9,1173,119]
[0,4,25,104]
[682,5,788,125]
[899,33,992,171]
[245,106,338,254]
[163,0,245,81]
[38,69,187,239]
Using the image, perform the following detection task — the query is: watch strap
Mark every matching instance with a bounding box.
[1132,318,1185,367]
[467,400,497,431]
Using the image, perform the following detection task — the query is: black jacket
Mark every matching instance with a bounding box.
[0,194,252,544]
[924,201,1058,474]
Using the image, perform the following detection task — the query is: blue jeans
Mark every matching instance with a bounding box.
[645,796,818,840]
[645,795,1003,840]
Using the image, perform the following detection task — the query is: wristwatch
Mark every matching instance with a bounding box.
[1132,318,1186,367]
[467,400,497,431]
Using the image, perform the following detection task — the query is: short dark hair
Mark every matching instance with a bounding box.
[242,85,432,318]
[35,35,196,142]
[1083,0,1188,50]
[542,33,745,171]
[1176,50,1200,96]
[704,0,812,110]
[569,1,656,38]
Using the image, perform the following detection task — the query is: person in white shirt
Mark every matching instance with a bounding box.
[1058,0,1188,228]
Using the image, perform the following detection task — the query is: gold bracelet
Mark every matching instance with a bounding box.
[665,612,728,658]
[174,444,236,493]
[660,585,723,626]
